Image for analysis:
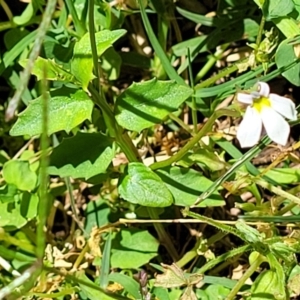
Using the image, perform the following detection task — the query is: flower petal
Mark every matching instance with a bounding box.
[260,107,290,146]
[269,94,297,121]
[237,106,262,148]
[237,93,254,104]
[258,82,270,97]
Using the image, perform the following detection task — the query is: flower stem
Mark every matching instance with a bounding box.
[226,254,265,300]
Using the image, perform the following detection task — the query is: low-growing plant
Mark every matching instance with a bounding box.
[1,0,300,299]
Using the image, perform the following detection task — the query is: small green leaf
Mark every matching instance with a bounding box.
[263,168,300,184]
[101,48,122,80]
[0,201,26,229]
[108,273,142,300]
[111,228,159,269]
[155,167,224,207]
[181,149,227,171]
[71,29,126,90]
[251,270,285,300]
[262,0,294,19]
[19,57,77,83]
[10,88,93,137]
[13,2,35,25]
[115,78,193,132]
[204,284,230,299]
[85,199,111,235]
[3,160,37,191]
[0,192,38,230]
[0,184,18,203]
[21,192,39,221]
[118,162,173,207]
[276,38,300,86]
[48,132,115,179]
[76,272,116,300]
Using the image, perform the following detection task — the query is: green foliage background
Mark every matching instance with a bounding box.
[1,0,300,299]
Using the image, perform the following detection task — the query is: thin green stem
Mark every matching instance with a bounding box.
[195,43,230,83]
[226,254,265,300]
[150,108,240,170]
[253,177,300,206]
[65,0,86,37]
[187,49,198,133]
[88,0,99,90]
[65,177,86,234]
[255,16,266,48]
[5,0,57,121]
[273,184,300,208]
[194,63,239,90]
[198,244,252,274]
[183,209,245,241]
[147,208,179,261]
[176,232,228,268]
[36,70,50,261]
[169,112,193,134]
[195,135,271,205]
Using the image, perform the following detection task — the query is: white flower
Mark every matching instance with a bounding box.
[236,82,297,148]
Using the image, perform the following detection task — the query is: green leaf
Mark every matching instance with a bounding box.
[262,0,294,19]
[10,88,94,137]
[203,284,230,299]
[155,167,224,207]
[108,273,142,300]
[71,29,126,90]
[76,272,116,300]
[48,132,115,179]
[100,232,112,289]
[3,160,37,191]
[101,48,122,80]
[180,149,227,171]
[0,200,26,229]
[251,270,285,300]
[262,168,300,184]
[21,192,39,221]
[0,184,18,203]
[19,57,77,83]
[85,199,111,235]
[13,2,35,25]
[275,38,300,86]
[0,30,37,76]
[118,162,173,207]
[0,192,39,230]
[115,78,193,132]
[111,228,159,269]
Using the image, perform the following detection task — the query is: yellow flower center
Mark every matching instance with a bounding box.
[252,96,271,113]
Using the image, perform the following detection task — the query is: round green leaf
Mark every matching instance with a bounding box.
[10,88,94,137]
[115,78,193,132]
[118,162,173,207]
[3,160,37,191]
